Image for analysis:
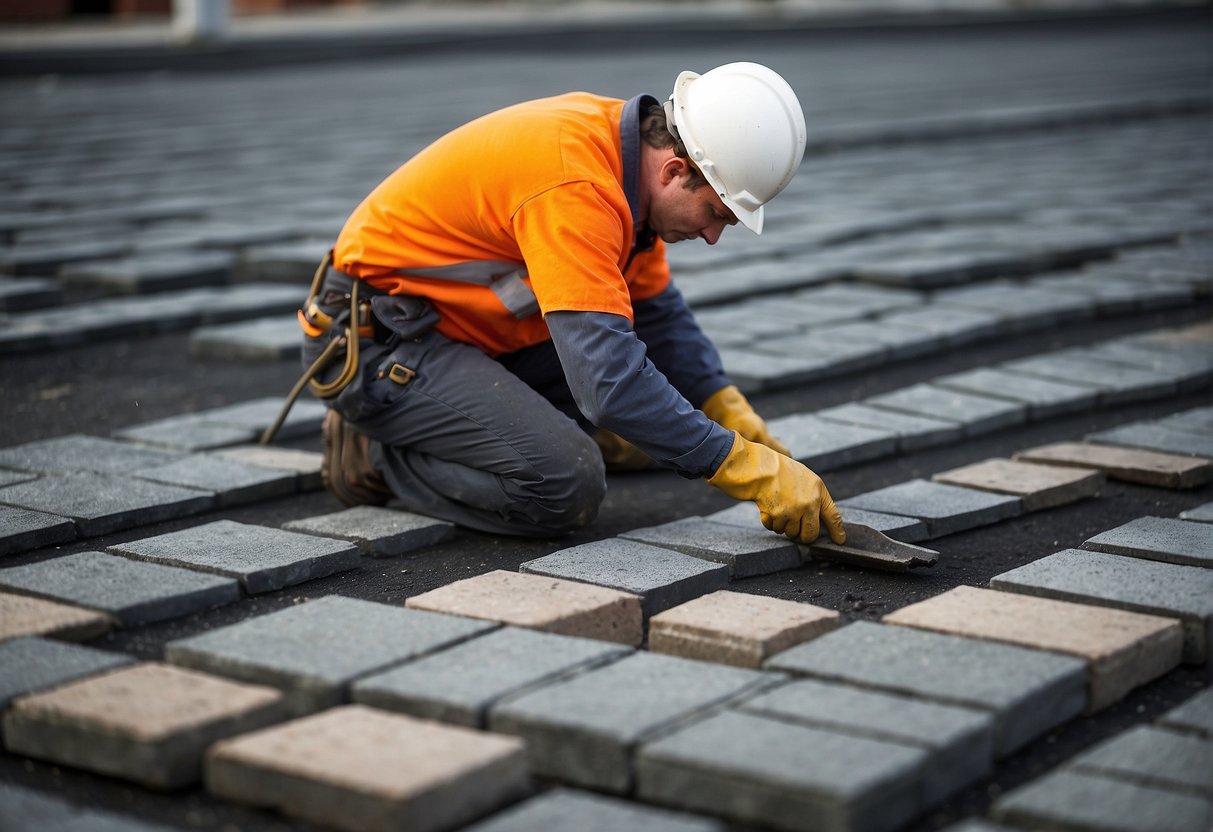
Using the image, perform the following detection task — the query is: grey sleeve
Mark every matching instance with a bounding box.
[546,310,734,479]
[631,281,731,407]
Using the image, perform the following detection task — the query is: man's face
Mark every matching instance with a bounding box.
[648,160,738,245]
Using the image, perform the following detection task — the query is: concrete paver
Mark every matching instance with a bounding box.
[1068,724,1213,798]
[519,538,729,617]
[0,505,76,557]
[130,454,297,507]
[764,621,1086,757]
[0,434,182,476]
[352,626,630,728]
[211,444,323,491]
[763,413,899,471]
[863,383,1028,436]
[1088,421,1213,458]
[0,781,178,832]
[883,586,1183,711]
[190,316,303,362]
[1158,689,1213,739]
[107,519,361,594]
[1001,352,1179,405]
[932,367,1100,419]
[285,505,457,557]
[648,590,839,668]
[0,636,134,710]
[931,457,1104,511]
[989,548,1213,663]
[3,662,286,789]
[0,551,240,627]
[0,591,112,643]
[1012,441,1212,489]
[838,479,1022,539]
[816,402,962,452]
[115,397,326,450]
[1081,515,1213,568]
[463,787,727,832]
[705,501,929,543]
[618,517,801,578]
[205,705,530,832]
[488,651,776,793]
[166,595,496,715]
[58,252,235,294]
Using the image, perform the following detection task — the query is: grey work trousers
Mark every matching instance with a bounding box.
[302,293,606,538]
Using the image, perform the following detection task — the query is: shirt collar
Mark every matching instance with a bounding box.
[621,93,658,253]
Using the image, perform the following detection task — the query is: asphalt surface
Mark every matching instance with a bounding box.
[1,7,1211,832]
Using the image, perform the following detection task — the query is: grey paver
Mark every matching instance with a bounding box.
[211,444,323,491]
[618,517,801,578]
[0,551,241,627]
[58,251,235,294]
[877,304,1004,344]
[932,457,1104,512]
[738,678,994,804]
[0,239,132,275]
[706,499,930,540]
[863,384,1027,437]
[115,396,325,450]
[352,626,631,728]
[1013,441,1212,489]
[764,413,899,470]
[190,315,303,362]
[991,768,1212,832]
[0,592,112,643]
[0,434,182,475]
[990,548,1213,663]
[519,538,730,617]
[0,636,134,709]
[811,320,939,361]
[166,595,496,714]
[718,346,834,392]
[462,788,726,832]
[1082,516,1213,568]
[1158,689,1213,739]
[488,651,776,793]
[0,781,179,832]
[0,471,213,537]
[816,402,962,451]
[838,479,1022,539]
[0,277,62,312]
[0,469,36,487]
[237,239,330,282]
[0,505,76,557]
[932,367,1100,419]
[763,621,1086,757]
[1088,421,1213,459]
[1000,353,1178,405]
[636,708,928,832]
[284,505,456,557]
[1069,725,1213,798]
[130,454,297,507]
[107,519,360,594]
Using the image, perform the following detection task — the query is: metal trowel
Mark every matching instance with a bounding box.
[806,522,938,572]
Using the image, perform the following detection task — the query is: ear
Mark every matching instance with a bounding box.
[658,155,689,186]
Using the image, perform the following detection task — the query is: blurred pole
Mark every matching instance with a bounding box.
[173,0,229,44]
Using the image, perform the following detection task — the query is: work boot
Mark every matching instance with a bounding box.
[321,410,392,507]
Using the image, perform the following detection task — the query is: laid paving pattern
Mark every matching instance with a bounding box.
[284,505,457,557]
[1081,515,1213,568]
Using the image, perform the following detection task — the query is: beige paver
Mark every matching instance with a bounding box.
[884,586,1183,711]
[405,570,643,646]
[0,591,112,643]
[2,662,286,788]
[1013,441,1211,489]
[648,590,839,668]
[206,704,529,832]
[932,457,1105,511]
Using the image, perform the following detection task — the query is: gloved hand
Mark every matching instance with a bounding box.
[708,432,846,545]
[701,385,791,457]
[592,429,653,472]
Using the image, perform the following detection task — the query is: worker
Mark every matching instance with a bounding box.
[298,61,846,546]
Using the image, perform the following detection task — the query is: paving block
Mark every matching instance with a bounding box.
[719,346,834,392]
[115,397,326,451]
[1088,422,1213,459]
[649,590,839,668]
[166,595,495,715]
[0,239,131,275]
[0,472,213,537]
[763,621,1086,757]
[284,505,456,557]
[211,444,323,491]
[3,662,286,789]
[877,304,1004,343]
[705,499,927,542]
[863,384,1027,437]
[989,549,1213,663]
[0,636,134,710]
[0,434,182,475]
[489,651,776,793]
[1082,516,1213,568]
[811,320,939,361]
[0,781,179,832]
[0,469,36,487]
[883,586,1183,711]
[635,709,928,832]
[816,402,962,451]
[0,277,62,312]
[462,788,727,832]
[59,251,234,294]
[764,414,899,470]
[130,454,296,507]
[838,479,1022,539]
[516,543,722,620]
[237,239,330,282]
[1013,441,1212,489]
[0,504,76,557]
[0,591,112,643]
[205,705,530,832]
[932,367,1100,419]
[1000,354,1177,405]
[737,677,994,806]
[991,768,1212,832]
[617,517,800,578]
[931,457,1104,512]
[352,626,631,728]
[190,315,303,362]
[1158,689,1213,739]
[0,551,240,627]
[107,519,360,594]
[1069,725,1213,798]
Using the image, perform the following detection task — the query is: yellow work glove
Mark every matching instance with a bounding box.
[708,432,846,545]
[701,385,791,457]
[592,429,653,472]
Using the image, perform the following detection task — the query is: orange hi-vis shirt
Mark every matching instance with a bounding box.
[332,92,671,356]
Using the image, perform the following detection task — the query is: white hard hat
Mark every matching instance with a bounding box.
[663,62,807,235]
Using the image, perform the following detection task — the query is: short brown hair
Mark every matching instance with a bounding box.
[641,102,709,191]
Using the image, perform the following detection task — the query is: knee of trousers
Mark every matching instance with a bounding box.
[516,431,607,534]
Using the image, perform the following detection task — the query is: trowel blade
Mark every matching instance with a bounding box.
[807,522,938,572]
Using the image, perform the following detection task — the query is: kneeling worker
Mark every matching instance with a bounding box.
[298,61,846,546]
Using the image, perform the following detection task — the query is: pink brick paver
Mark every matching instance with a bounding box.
[405,570,643,646]
[0,591,111,643]
[2,662,286,788]
[1013,442,1211,489]
[932,457,1104,511]
[884,586,1183,711]
[649,590,839,668]
[206,704,529,832]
